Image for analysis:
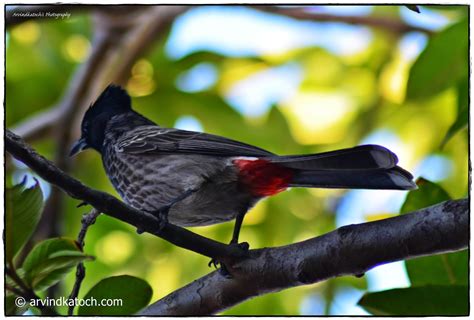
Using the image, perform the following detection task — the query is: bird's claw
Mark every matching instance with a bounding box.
[207,258,232,278]
[208,258,219,269]
[150,206,170,234]
[76,201,88,208]
[234,241,249,252]
[207,241,250,279]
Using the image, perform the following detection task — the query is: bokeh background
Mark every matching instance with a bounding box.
[6,5,469,315]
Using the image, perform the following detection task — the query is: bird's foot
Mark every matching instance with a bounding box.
[207,258,232,278]
[150,205,170,234]
[76,201,88,208]
[208,241,250,279]
[156,208,169,234]
[231,241,250,251]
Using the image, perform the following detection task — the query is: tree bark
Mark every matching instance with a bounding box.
[141,198,468,315]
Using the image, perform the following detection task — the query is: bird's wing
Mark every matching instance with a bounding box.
[115,126,274,157]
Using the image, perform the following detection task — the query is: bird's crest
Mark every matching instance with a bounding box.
[84,84,131,122]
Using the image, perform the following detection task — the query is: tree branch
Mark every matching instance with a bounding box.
[141,198,468,315]
[5,130,246,260]
[251,6,434,35]
[68,208,101,316]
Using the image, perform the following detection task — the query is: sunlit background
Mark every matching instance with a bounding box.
[6,5,468,315]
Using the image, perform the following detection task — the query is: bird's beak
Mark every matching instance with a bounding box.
[69,138,89,157]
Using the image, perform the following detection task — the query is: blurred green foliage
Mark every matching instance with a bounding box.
[5,5,468,315]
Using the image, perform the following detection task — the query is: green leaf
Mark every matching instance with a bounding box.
[78,275,153,315]
[441,77,468,148]
[406,250,468,286]
[400,177,451,214]
[5,178,44,265]
[406,19,468,100]
[358,285,468,315]
[400,179,467,287]
[22,238,93,291]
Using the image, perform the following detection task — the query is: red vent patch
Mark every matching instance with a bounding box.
[233,159,294,197]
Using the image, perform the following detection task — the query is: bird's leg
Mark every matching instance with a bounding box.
[230,210,247,246]
[209,208,250,278]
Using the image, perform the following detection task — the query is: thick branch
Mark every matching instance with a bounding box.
[251,6,434,35]
[141,198,468,315]
[5,130,246,260]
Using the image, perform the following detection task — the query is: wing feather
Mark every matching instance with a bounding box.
[115,126,274,157]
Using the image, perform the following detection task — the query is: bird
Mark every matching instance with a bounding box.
[70,85,416,262]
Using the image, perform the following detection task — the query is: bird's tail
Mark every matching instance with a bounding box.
[267,145,417,190]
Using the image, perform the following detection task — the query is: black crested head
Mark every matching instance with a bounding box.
[84,84,131,122]
[70,84,133,156]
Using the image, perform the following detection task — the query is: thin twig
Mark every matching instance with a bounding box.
[251,6,434,35]
[68,208,101,316]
